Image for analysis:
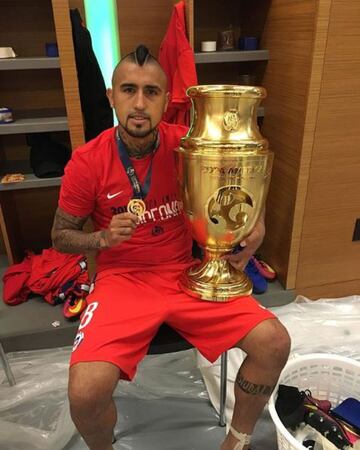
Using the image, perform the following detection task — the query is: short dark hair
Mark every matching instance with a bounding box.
[112,45,162,85]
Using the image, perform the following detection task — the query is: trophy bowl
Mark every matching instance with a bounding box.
[175,85,273,302]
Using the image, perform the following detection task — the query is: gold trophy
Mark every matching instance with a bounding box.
[176,85,273,302]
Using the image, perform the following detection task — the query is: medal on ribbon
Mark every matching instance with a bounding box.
[115,129,156,218]
[127,198,146,216]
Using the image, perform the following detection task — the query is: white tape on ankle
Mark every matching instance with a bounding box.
[230,426,252,450]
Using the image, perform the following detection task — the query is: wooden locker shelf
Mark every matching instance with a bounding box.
[194,49,269,64]
[0,117,68,135]
[0,175,62,191]
[0,0,85,264]
[0,57,60,71]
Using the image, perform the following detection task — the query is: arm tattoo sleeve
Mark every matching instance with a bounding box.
[51,207,105,254]
[236,373,275,397]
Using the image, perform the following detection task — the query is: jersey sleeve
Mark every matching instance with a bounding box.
[59,149,96,217]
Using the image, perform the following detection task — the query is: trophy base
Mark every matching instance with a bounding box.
[179,257,253,302]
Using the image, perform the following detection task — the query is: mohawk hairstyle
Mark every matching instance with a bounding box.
[123,44,157,66]
[134,44,150,65]
[111,45,165,85]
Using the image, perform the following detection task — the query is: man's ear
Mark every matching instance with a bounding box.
[106,88,114,108]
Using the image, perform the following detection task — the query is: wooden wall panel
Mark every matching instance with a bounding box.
[52,0,85,150]
[0,229,5,256]
[184,0,194,48]
[0,195,22,265]
[298,279,360,300]
[287,0,332,290]
[117,0,178,57]
[295,0,360,296]
[260,0,317,287]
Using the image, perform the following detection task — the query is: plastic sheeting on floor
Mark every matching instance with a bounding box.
[0,347,228,450]
[197,295,360,445]
[0,347,75,450]
[2,296,360,450]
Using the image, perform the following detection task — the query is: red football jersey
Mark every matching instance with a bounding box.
[59,122,193,274]
[159,1,198,125]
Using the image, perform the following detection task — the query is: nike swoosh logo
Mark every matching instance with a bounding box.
[107,191,123,199]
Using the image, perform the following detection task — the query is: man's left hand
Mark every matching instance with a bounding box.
[222,219,265,271]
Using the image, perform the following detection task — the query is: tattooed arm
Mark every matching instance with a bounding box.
[51,207,107,254]
[51,207,139,254]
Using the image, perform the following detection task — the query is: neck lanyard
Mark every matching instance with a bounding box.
[115,132,154,200]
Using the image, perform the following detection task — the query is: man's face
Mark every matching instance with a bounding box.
[108,61,169,138]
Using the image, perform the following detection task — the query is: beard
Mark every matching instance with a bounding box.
[121,116,155,138]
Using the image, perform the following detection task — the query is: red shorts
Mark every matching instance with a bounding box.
[70,270,275,380]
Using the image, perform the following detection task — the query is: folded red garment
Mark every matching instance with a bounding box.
[2,253,32,305]
[2,248,89,306]
[27,248,86,304]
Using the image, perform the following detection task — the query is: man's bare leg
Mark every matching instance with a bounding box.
[69,362,120,450]
[221,319,291,450]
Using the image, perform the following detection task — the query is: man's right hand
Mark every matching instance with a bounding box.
[51,207,139,254]
[101,212,139,248]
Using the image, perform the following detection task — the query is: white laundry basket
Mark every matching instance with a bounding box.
[268,353,360,450]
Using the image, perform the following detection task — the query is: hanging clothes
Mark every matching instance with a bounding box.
[159,1,198,126]
[70,9,113,141]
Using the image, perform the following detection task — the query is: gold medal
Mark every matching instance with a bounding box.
[127,199,146,217]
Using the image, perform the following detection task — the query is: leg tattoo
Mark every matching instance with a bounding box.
[236,373,275,396]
